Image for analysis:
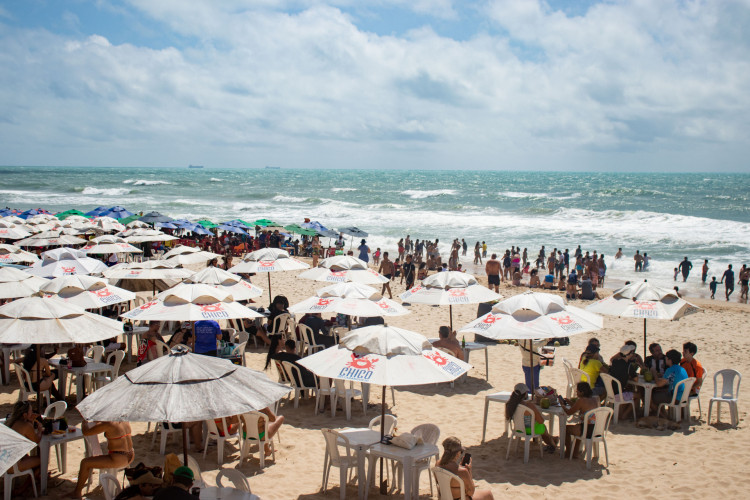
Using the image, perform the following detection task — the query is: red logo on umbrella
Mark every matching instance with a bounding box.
[0,230,7,234]
[346,354,378,371]
[199,304,224,312]
[91,289,112,297]
[331,271,345,277]
[0,254,9,259]
[258,261,274,268]
[141,301,157,310]
[377,301,390,309]
[316,298,333,306]
[483,313,500,324]
[448,289,467,297]
[61,266,76,274]
[409,285,422,293]
[550,315,574,325]
[634,301,655,310]
[425,351,448,366]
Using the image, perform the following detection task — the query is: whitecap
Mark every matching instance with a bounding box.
[81,187,131,196]
[272,195,307,203]
[132,180,171,186]
[332,187,357,192]
[209,178,223,182]
[401,189,456,199]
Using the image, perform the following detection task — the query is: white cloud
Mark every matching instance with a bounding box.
[0,0,747,171]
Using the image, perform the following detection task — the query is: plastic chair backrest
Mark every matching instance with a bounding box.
[570,367,590,385]
[231,341,247,359]
[321,428,350,467]
[271,313,291,335]
[432,466,466,500]
[241,411,268,442]
[410,423,440,445]
[86,345,105,363]
[369,415,397,435]
[153,339,171,357]
[281,361,300,388]
[43,401,67,420]
[15,364,33,393]
[99,473,122,500]
[216,469,251,492]
[180,454,203,482]
[274,360,290,383]
[298,323,317,347]
[581,406,613,439]
[107,350,125,378]
[562,358,573,371]
[670,378,696,406]
[511,405,539,436]
[563,362,575,387]
[237,330,250,345]
[599,373,622,402]
[714,369,741,399]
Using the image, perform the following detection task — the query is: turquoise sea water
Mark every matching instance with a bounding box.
[1,166,748,296]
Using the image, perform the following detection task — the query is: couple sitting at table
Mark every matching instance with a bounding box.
[22,345,63,402]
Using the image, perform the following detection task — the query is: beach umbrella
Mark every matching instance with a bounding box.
[0,220,32,240]
[222,220,250,229]
[118,215,141,226]
[18,209,46,220]
[0,267,48,299]
[289,282,408,317]
[252,219,279,228]
[26,248,108,278]
[0,423,37,476]
[458,291,603,388]
[299,255,389,284]
[85,206,109,217]
[229,248,310,303]
[82,236,143,255]
[338,227,369,238]
[298,325,470,493]
[123,283,263,322]
[185,223,212,236]
[0,244,39,264]
[91,217,126,233]
[122,229,178,243]
[170,219,195,229]
[162,246,222,266]
[399,271,502,329]
[217,224,247,235]
[99,206,134,219]
[61,214,91,224]
[585,280,701,358]
[124,220,149,229]
[103,260,194,295]
[197,219,218,229]
[39,274,135,310]
[76,348,290,464]
[187,267,263,301]
[1,216,26,224]
[138,211,173,224]
[15,231,87,247]
[154,221,178,230]
[283,224,317,236]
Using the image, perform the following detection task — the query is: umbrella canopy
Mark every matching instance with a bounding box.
[300,255,388,284]
[103,260,194,281]
[290,282,409,317]
[197,219,218,229]
[459,291,603,340]
[85,206,109,217]
[0,220,32,240]
[252,219,279,227]
[338,227,369,238]
[39,275,135,310]
[121,229,178,243]
[1,215,26,224]
[76,349,290,423]
[124,219,149,228]
[217,224,247,235]
[154,221,178,230]
[186,223,212,236]
[585,280,701,358]
[0,267,48,299]
[55,209,87,220]
[92,217,126,233]
[82,236,143,255]
[0,295,123,344]
[229,248,310,302]
[99,206,134,219]
[0,423,36,476]
[26,248,108,278]
[138,211,174,224]
[162,246,221,265]
[283,224,317,236]
[0,244,39,264]
[122,283,263,322]
[15,232,87,247]
[187,267,263,301]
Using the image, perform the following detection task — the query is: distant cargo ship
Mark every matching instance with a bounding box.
[188,165,204,169]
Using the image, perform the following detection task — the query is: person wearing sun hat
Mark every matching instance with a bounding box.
[505,383,558,453]
[154,466,194,500]
[437,436,495,500]
[114,471,163,500]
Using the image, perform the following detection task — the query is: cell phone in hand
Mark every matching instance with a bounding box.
[461,453,471,466]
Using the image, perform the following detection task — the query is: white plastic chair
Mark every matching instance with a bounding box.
[368,415,398,435]
[332,379,366,421]
[569,406,613,469]
[687,366,707,420]
[216,468,251,492]
[569,367,591,386]
[152,339,171,358]
[657,377,695,423]
[93,350,125,389]
[274,360,291,385]
[43,401,68,472]
[270,313,293,339]
[3,461,37,500]
[14,363,51,406]
[599,373,636,424]
[506,405,544,463]
[180,454,203,483]
[99,473,121,500]
[203,417,242,464]
[315,377,336,416]
[231,342,247,367]
[708,369,741,428]
[86,345,105,363]
[298,324,325,357]
[151,422,189,455]
[240,412,274,469]
[390,423,440,496]
[562,358,575,398]
[282,361,317,408]
[432,466,467,500]
[321,428,356,500]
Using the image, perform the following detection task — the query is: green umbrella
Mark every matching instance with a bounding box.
[252,219,280,227]
[118,214,140,225]
[197,219,219,229]
[284,224,317,236]
[55,209,88,220]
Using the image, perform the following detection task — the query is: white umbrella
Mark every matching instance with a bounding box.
[82,235,142,255]
[1,216,26,224]
[289,282,409,317]
[76,348,290,464]
[15,232,87,247]
[399,271,502,329]
[0,221,32,240]
[61,215,91,224]
[103,261,194,295]
[299,266,389,285]
[459,291,603,388]
[39,275,135,310]
[125,220,150,228]
[91,217,125,233]
[164,250,223,266]
[0,424,36,476]
[585,280,701,358]
[26,248,108,278]
[0,244,39,264]
[187,267,263,301]
[121,229,177,243]
[122,283,263,322]
[162,245,218,260]
[0,267,48,299]
[229,248,310,303]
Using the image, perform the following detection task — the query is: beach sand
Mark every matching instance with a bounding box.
[2,258,748,499]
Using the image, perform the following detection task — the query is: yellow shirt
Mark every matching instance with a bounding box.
[579,358,602,388]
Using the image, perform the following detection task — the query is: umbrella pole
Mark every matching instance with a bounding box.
[182,425,189,466]
[643,319,647,360]
[380,384,387,494]
[449,305,453,331]
[36,344,43,413]
[529,342,535,392]
[267,273,272,304]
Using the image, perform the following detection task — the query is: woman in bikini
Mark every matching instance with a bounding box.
[437,436,494,500]
[559,382,600,458]
[68,420,134,498]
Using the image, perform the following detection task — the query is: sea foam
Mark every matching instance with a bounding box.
[401,189,456,199]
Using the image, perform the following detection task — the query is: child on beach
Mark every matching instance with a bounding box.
[709,277,717,299]
[373,248,381,266]
[673,267,679,281]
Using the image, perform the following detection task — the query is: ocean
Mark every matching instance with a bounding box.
[1,166,748,297]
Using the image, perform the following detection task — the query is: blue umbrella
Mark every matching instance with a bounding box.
[170,219,194,228]
[222,220,250,229]
[301,220,328,232]
[85,206,108,217]
[139,211,174,224]
[217,224,247,236]
[0,209,14,216]
[19,209,44,219]
[339,227,368,238]
[100,206,134,219]
[188,224,212,236]
[155,222,178,230]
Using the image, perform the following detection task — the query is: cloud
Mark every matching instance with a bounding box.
[0,0,747,171]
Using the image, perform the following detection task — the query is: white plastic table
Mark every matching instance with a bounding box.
[365,442,439,500]
[39,427,94,494]
[336,427,381,499]
[481,391,512,442]
[50,358,112,402]
[539,404,568,459]
[1,343,30,385]
[428,339,489,380]
[631,376,657,416]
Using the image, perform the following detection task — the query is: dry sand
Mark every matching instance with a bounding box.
[3,258,748,499]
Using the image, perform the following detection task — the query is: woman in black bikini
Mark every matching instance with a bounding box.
[68,420,134,498]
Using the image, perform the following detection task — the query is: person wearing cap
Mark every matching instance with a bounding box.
[114,472,162,500]
[505,383,558,453]
[607,344,643,419]
[154,466,194,500]
[437,436,494,500]
[579,344,607,397]
[558,382,601,459]
[651,349,689,415]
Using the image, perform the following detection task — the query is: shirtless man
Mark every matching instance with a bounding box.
[701,259,709,284]
[485,254,501,292]
[378,252,395,299]
[634,250,643,272]
[431,326,464,360]
[615,248,623,259]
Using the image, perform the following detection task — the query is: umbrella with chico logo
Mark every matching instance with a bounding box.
[289,282,408,318]
[229,248,309,303]
[39,274,135,310]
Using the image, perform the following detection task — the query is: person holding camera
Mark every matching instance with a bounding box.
[437,436,494,500]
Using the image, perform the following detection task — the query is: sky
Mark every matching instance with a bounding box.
[0,0,748,172]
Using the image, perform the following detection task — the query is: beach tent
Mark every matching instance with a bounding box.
[138,211,173,224]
